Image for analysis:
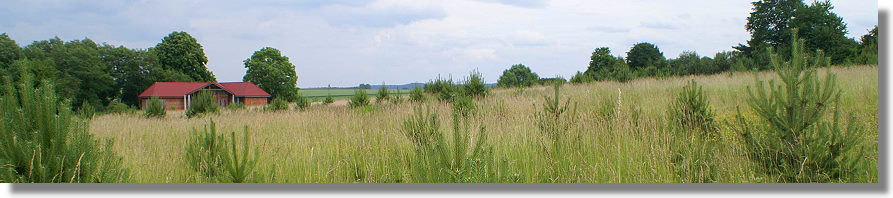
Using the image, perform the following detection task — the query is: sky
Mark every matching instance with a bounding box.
[0,0,879,88]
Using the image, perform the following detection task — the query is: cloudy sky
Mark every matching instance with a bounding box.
[0,0,878,87]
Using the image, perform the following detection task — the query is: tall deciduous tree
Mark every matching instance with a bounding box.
[243,47,298,101]
[154,32,215,82]
[584,47,616,80]
[626,42,665,70]
[791,0,856,64]
[23,37,115,108]
[497,64,539,87]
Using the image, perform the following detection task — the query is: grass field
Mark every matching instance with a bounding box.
[90,65,878,183]
[300,88,410,100]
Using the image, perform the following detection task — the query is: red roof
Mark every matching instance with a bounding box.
[138,82,271,98]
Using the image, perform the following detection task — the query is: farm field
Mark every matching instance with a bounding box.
[90,65,878,183]
[300,88,410,100]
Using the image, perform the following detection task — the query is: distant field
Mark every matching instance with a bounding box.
[299,88,410,100]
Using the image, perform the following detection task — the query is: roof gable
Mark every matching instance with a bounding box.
[218,82,272,97]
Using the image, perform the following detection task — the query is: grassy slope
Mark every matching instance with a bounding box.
[91,65,878,183]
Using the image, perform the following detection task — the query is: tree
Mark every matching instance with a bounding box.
[736,0,805,56]
[154,32,215,82]
[23,37,116,109]
[243,47,298,101]
[584,47,616,80]
[856,26,878,64]
[497,64,539,87]
[100,46,157,106]
[791,0,857,64]
[0,33,22,71]
[626,42,665,70]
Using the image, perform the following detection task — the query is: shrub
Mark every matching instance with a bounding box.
[736,31,868,182]
[266,97,289,112]
[569,71,593,84]
[669,80,718,183]
[186,90,219,118]
[144,96,166,118]
[226,102,246,110]
[185,119,258,183]
[294,94,310,111]
[349,89,370,108]
[0,73,127,183]
[462,70,489,98]
[377,84,390,104]
[323,93,335,105]
[409,85,427,103]
[533,83,582,182]
[105,100,134,115]
[401,102,495,182]
[78,101,97,119]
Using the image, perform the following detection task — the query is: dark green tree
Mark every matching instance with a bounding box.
[791,0,857,64]
[0,33,22,71]
[626,42,665,70]
[736,0,805,56]
[584,47,616,80]
[497,64,539,87]
[23,37,116,109]
[243,47,298,101]
[100,46,156,106]
[154,32,215,82]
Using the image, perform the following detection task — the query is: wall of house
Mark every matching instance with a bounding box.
[243,97,268,106]
[141,98,186,110]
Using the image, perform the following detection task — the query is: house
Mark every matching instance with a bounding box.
[137,82,271,110]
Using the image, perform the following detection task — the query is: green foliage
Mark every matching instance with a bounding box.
[497,64,539,88]
[266,97,289,112]
[533,83,582,182]
[349,89,370,108]
[0,71,126,183]
[185,119,258,183]
[669,80,719,183]
[401,101,495,183]
[294,94,310,111]
[376,83,390,104]
[323,93,335,105]
[409,85,427,103]
[585,47,616,81]
[226,102,246,110]
[737,31,868,182]
[185,90,219,118]
[626,42,665,70]
[78,101,97,119]
[243,47,298,101]
[462,69,489,98]
[104,100,135,115]
[424,76,459,102]
[569,71,593,84]
[153,31,215,82]
[143,96,166,118]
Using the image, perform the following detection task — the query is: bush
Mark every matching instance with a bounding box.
[377,84,390,104]
[294,94,310,111]
[669,80,718,183]
[226,102,246,110]
[0,74,127,183]
[349,89,370,108]
[462,70,489,98]
[533,83,582,182]
[105,100,134,115]
[186,90,219,118]
[323,93,335,105]
[401,102,494,182]
[185,119,259,183]
[736,31,869,182]
[144,96,166,118]
[569,71,593,84]
[78,101,97,119]
[265,97,289,112]
[409,85,427,103]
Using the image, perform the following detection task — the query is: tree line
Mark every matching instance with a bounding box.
[0,32,299,111]
[496,0,878,87]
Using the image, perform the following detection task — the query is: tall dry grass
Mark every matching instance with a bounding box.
[89,65,879,183]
